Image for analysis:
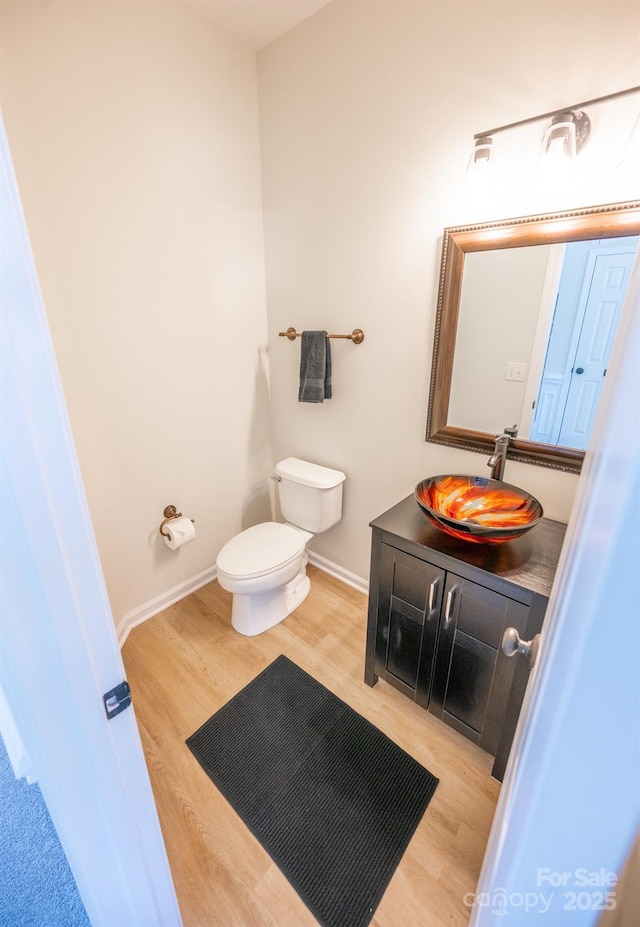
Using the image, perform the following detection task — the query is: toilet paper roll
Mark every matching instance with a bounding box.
[163,515,196,550]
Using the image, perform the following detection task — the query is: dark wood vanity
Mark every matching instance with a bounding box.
[365,495,566,780]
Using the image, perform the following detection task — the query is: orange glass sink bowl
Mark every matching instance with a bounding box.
[414,475,543,544]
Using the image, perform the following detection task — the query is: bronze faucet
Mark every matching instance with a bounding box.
[487,426,518,481]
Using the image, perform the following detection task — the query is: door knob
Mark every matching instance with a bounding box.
[502,628,540,667]
[575,367,584,374]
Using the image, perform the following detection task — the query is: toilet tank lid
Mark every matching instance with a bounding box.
[275,457,346,489]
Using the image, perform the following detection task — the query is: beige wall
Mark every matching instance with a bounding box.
[450,246,551,433]
[258,0,640,579]
[0,1,273,623]
[1,0,639,623]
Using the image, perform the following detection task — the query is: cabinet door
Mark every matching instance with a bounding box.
[374,544,444,705]
[429,575,529,754]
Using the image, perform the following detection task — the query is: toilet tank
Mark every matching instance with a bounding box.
[274,458,346,533]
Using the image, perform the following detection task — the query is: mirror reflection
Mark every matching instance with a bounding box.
[449,234,638,450]
[426,201,640,473]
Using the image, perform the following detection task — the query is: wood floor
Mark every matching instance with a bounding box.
[122,566,501,927]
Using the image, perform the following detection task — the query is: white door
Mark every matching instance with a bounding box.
[557,246,636,448]
[470,251,640,924]
[530,237,637,448]
[0,117,182,927]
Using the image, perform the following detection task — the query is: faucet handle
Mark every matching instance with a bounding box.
[504,424,518,438]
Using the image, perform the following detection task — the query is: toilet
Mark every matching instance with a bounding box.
[216,457,346,636]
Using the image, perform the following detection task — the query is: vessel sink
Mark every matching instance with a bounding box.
[414,474,543,544]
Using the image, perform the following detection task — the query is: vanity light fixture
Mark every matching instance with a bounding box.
[617,113,640,178]
[462,135,495,199]
[468,85,639,184]
[472,135,493,167]
[541,109,591,164]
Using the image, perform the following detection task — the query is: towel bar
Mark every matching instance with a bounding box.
[279,327,364,344]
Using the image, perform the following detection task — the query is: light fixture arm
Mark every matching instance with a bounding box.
[473,85,640,141]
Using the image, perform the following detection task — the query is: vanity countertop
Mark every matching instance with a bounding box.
[370,494,566,600]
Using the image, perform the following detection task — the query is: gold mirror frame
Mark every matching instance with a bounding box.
[426,201,640,473]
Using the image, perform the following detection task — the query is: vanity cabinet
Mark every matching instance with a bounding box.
[374,545,443,709]
[365,495,566,780]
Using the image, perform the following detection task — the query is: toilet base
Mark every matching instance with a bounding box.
[230,567,311,637]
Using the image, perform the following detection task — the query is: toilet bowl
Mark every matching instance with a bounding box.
[216,458,345,636]
[216,522,313,636]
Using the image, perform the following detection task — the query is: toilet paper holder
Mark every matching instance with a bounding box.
[159,505,195,538]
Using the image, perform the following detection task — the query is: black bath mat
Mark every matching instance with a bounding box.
[186,654,439,927]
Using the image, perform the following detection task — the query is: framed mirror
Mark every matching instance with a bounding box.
[426,201,640,472]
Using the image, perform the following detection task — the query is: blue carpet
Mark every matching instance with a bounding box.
[0,736,90,927]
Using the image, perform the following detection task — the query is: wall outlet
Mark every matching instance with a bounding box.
[505,361,527,382]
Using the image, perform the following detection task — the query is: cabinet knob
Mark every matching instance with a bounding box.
[502,628,540,668]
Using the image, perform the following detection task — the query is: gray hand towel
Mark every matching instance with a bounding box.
[298,331,332,402]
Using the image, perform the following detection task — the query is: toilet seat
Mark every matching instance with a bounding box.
[216,522,306,581]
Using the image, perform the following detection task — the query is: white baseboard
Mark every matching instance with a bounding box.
[117,564,218,647]
[117,554,368,648]
[308,551,369,596]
